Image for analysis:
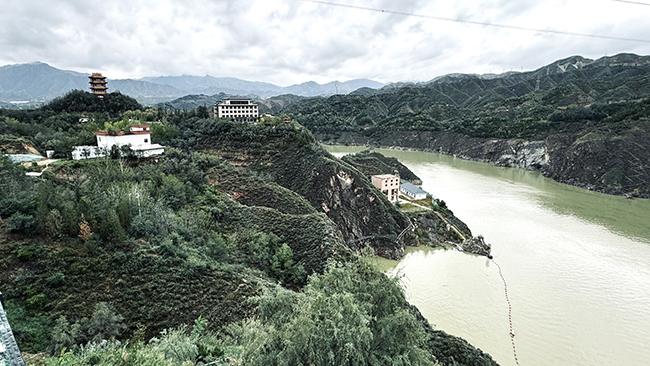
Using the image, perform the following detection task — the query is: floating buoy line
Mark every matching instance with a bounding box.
[492,259,520,365]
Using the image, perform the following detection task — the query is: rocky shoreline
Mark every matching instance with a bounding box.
[316,128,650,199]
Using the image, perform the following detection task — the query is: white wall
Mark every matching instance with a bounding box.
[96,133,151,148]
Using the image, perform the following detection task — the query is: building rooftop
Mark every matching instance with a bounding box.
[94,124,151,136]
[94,130,150,136]
[400,181,427,195]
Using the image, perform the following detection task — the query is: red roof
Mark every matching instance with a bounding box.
[94,130,151,136]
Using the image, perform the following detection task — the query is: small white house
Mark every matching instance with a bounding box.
[400,181,428,200]
[72,124,164,160]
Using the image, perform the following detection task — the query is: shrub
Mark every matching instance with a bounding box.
[242,261,433,365]
[17,244,41,261]
[6,212,37,234]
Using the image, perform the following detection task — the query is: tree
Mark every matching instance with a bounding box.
[44,208,64,240]
[271,243,306,285]
[100,209,127,244]
[243,261,434,366]
[78,214,93,242]
[49,316,81,355]
[197,105,210,119]
[116,199,131,229]
[85,302,125,343]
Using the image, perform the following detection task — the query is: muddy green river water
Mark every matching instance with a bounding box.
[326,145,650,366]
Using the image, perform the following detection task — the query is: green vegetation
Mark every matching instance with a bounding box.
[43,261,496,366]
[174,117,413,257]
[283,59,650,196]
[240,260,434,365]
[0,93,497,365]
[284,59,650,140]
[285,85,650,141]
[0,90,182,158]
[342,149,421,184]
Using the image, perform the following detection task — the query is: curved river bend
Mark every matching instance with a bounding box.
[326,146,650,366]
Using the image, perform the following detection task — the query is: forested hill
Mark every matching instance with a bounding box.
[283,53,650,197]
[0,91,498,365]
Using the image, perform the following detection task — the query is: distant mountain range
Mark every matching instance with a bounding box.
[4,54,649,109]
[283,52,650,197]
[0,62,385,106]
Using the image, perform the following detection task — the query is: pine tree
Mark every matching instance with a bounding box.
[100,209,126,244]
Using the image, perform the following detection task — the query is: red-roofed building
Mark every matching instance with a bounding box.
[72,124,165,160]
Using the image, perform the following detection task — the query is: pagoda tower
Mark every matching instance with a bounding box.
[89,73,108,97]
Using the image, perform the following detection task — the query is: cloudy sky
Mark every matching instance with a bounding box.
[1,0,650,85]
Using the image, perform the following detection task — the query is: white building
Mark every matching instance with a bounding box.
[400,181,428,200]
[72,124,165,160]
[214,98,259,122]
[371,174,400,203]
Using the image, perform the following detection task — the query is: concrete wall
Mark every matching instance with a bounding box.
[97,133,151,149]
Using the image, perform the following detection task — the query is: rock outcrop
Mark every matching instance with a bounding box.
[460,236,492,258]
[317,123,650,198]
[194,122,413,260]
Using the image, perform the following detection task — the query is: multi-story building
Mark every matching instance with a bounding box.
[371,174,400,202]
[89,73,108,97]
[214,97,259,122]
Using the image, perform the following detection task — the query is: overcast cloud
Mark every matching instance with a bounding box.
[1,0,649,85]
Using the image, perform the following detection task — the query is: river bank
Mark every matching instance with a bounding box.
[317,126,650,199]
[327,145,650,366]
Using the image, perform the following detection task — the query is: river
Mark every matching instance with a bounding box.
[325,145,650,366]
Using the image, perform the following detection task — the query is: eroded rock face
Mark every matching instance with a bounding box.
[206,140,413,260]
[318,123,650,197]
[460,236,492,258]
[301,158,411,259]
[544,127,650,197]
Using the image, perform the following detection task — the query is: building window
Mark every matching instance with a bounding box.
[144,139,148,143]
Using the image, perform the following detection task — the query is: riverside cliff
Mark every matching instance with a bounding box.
[285,53,650,198]
[315,125,650,197]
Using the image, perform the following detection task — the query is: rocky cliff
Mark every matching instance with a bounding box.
[285,53,650,198]
[187,120,415,259]
[315,124,650,198]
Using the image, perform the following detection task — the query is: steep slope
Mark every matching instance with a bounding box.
[341,149,422,184]
[1,95,500,365]
[178,118,415,259]
[0,150,350,351]
[284,53,650,197]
